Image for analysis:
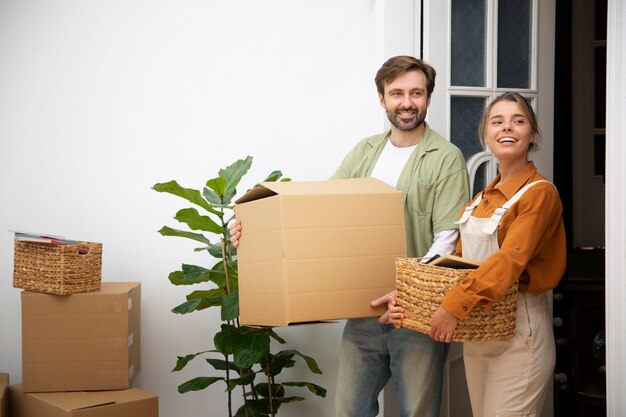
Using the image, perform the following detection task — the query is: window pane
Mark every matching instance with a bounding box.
[450,96,485,160]
[594,46,606,129]
[594,134,605,177]
[595,0,607,41]
[497,0,532,88]
[451,0,486,87]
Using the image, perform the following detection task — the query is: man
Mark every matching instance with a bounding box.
[330,56,469,417]
[231,56,469,417]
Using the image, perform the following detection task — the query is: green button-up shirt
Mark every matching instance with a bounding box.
[331,124,470,257]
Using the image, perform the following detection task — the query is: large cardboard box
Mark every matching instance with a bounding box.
[8,385,158,417]
[1,374,8,417]
[21,282,141,392]
[235,177,406,326]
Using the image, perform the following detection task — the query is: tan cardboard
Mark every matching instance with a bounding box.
[0,373,8,417]
[21,282,141,392]
[235,177,406,326]
[8,384,158,417]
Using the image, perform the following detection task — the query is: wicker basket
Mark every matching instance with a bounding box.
[13,240,102,295]
[395,257,518,342]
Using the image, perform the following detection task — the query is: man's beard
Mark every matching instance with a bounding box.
[387,107,427,131]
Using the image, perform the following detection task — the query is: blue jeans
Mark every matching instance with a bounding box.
[335,317,448,417]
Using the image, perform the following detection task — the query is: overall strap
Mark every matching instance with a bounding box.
[482,180,551,234]
[456,193,484,225]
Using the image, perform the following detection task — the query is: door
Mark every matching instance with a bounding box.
[421,1,556,416]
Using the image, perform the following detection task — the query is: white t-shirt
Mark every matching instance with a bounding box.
[370,139,458,261]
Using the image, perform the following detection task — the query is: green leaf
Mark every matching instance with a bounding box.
[186,288,226,302]
[171,298,203,314]
[233,327,271,369]
[205,358,239,372]
[172,354,196,372]
[174,208,223,233]
[206,177,228,197]
[153,180,220,215]
[276,396,305,404]
[268,329,286,344]
[264,352,296,375]
[210,260,238,292]
[262,170,283,182]
[283,349,323,374]
[221,291,240,321]
[168,264,219,286]
[282,381,327,398]
[172,350,213,371]
[158,226,211,244]
[202,186,222,206]
[255,382,284,398]
[219,156,253,198]
[214,324,241,355]
[207,241,226,258]
[227,372,256,390]
[178,376,223,393]
[181,264,215,279]
[234,398,285,417]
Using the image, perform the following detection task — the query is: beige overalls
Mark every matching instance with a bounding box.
[457,180,556,417]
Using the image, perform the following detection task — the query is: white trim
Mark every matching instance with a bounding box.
[605,1,626,416]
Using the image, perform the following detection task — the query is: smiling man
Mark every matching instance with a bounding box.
[331,56,470,417]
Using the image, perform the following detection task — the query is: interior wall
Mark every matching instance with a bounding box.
[0,1,385,416]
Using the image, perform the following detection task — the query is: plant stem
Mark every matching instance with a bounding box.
[266,356,275,417]
[220,237,231,295]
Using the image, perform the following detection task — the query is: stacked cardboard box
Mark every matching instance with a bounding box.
[8,385,157,417]
[9,282,158,417]
[1,374,8,417]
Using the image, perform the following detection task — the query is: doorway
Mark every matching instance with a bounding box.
[552,0,607,416]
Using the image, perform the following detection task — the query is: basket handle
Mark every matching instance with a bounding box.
[77,246,90,255]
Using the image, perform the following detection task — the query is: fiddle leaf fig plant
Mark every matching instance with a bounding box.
[153,156,326,417]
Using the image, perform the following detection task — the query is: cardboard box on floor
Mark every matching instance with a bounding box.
[21,282,141,392]
[8,385,158,417]
[234,177,406,326]
[1,373,8,417]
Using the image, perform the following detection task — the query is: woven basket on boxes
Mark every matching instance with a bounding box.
[13,239,102,295]
[395,256,518,342]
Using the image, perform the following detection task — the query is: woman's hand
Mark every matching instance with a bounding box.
[429,306,458,343]
[371,291,404,328]
[229,219,242,248]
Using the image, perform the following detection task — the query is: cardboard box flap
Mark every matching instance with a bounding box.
[26,390,115,411]
[235,185,278,204]
[236,177,400,204]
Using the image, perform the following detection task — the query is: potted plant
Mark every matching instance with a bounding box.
[153,156,326,417]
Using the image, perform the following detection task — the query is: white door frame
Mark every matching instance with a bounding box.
[605,1,626,416]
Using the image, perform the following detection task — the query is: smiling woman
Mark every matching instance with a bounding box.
[427,92,567,417]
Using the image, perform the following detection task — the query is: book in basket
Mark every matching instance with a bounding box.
[395,255,518,342]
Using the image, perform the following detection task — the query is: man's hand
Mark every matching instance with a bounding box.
[371,291,404,328]
[429,306,458,343]
[229,219,242,248]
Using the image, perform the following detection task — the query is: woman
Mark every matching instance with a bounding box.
[429,92,566,416]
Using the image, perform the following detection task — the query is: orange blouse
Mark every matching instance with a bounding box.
[442,162,566,320]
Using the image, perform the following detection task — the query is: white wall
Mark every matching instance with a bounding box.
[0,1,386,416]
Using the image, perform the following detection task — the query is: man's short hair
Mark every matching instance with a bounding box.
[375,56,436,97]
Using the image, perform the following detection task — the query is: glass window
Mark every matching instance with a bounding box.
[451,0,486,87]
[497,0,532,88]
[450,96,486,159]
